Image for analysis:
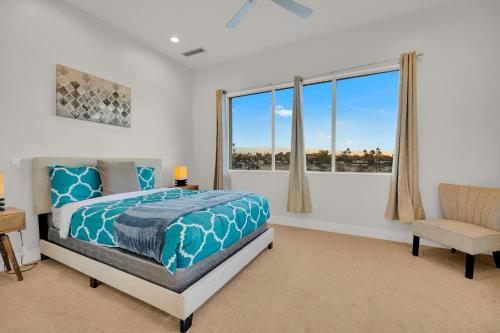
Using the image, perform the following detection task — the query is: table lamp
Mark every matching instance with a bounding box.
[0,171,5,211]
[174,166,188,186]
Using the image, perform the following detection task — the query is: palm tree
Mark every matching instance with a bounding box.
[362,149,368,161]
[375,147,382,172]
[340,148,349,163]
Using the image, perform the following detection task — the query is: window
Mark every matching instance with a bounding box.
[274,88,293,170]
[229,66,399,174]
[303,81,333,171]
[230,91,272,170]
[335,70,399,173]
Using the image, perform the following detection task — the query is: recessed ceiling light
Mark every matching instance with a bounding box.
[170,36,180,44]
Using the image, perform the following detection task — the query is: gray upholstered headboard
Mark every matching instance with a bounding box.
[33,157,163,215]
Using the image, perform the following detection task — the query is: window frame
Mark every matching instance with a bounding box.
[228,89,275,171]
[227,63,400,174]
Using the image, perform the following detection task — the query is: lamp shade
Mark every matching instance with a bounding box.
[174,166,188,180]
[0,171,4,198]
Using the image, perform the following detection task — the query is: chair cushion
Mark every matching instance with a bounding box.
[412,219,500,255]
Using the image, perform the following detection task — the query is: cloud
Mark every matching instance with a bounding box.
[346,139,356,146]
[339,103,388,115]
[336,121,351,128]
[275,105,292,118]
[317,132,332,142]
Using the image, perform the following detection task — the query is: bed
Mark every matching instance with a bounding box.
[33,157,274,332]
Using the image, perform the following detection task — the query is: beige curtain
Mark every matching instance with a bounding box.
[385,52,425,222]
[287,76,312,213]
[213,89,227,190]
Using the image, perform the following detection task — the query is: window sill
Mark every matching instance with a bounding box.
[229,170,392,176]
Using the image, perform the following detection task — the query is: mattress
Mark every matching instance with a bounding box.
[48,223,268,293]
[55,188,270,273]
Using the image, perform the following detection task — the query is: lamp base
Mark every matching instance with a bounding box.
[0,198,4,211]
[175,179,187,187]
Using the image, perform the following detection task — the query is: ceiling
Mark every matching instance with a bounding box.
[64,0,457,70]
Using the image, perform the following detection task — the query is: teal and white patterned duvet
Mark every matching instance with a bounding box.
[54,188,270,274]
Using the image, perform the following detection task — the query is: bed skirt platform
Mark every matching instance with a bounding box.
[39,227,274,331]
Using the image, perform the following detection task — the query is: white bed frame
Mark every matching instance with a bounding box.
[33,157,275,332]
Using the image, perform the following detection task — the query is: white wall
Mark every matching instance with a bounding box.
[192,0,500,242]
[0,0,193,266]
[1,0,499,271]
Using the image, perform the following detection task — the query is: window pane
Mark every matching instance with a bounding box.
[303,81,333,171]
[275,87,293,170]
[230,91,272,170]
[335,70,399,173]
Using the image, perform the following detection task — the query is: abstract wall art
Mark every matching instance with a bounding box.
[56,64,131,127]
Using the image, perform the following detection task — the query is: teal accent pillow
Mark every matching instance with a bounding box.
[137,167,155,190]
[49,166,102,208]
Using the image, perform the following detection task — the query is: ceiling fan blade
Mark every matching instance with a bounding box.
[226,0,257,29]
[270,0,313,19]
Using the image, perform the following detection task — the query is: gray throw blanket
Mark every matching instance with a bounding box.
[113,190,249,262]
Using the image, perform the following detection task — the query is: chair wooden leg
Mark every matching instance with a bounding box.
[465,254,475,279]
[412,236,420,256]
[180,314,193,333]
[493,251,500,268]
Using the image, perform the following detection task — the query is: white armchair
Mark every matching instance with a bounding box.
[412,183,500,279]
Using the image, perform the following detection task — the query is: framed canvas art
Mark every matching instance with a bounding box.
[56,64,131,127]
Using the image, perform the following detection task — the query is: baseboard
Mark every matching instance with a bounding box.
[270,215,445,248]
[0,218,457,271]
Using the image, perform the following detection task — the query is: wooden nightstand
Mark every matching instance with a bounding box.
[0,208,26,281]
[169,185,199,190]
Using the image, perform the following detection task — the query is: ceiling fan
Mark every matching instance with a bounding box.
[226,0,313,29]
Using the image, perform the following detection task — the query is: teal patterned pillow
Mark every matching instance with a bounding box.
[49,166,102,208]
[137,167,155,190]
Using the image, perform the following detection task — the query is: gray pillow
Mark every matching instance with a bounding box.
[97,160,140,196]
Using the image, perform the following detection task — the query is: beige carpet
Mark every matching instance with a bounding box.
[1,225,499,333]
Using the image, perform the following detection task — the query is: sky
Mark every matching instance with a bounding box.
[231,70,399,154]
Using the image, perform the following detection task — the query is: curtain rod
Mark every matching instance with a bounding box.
[227,52,423,96]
